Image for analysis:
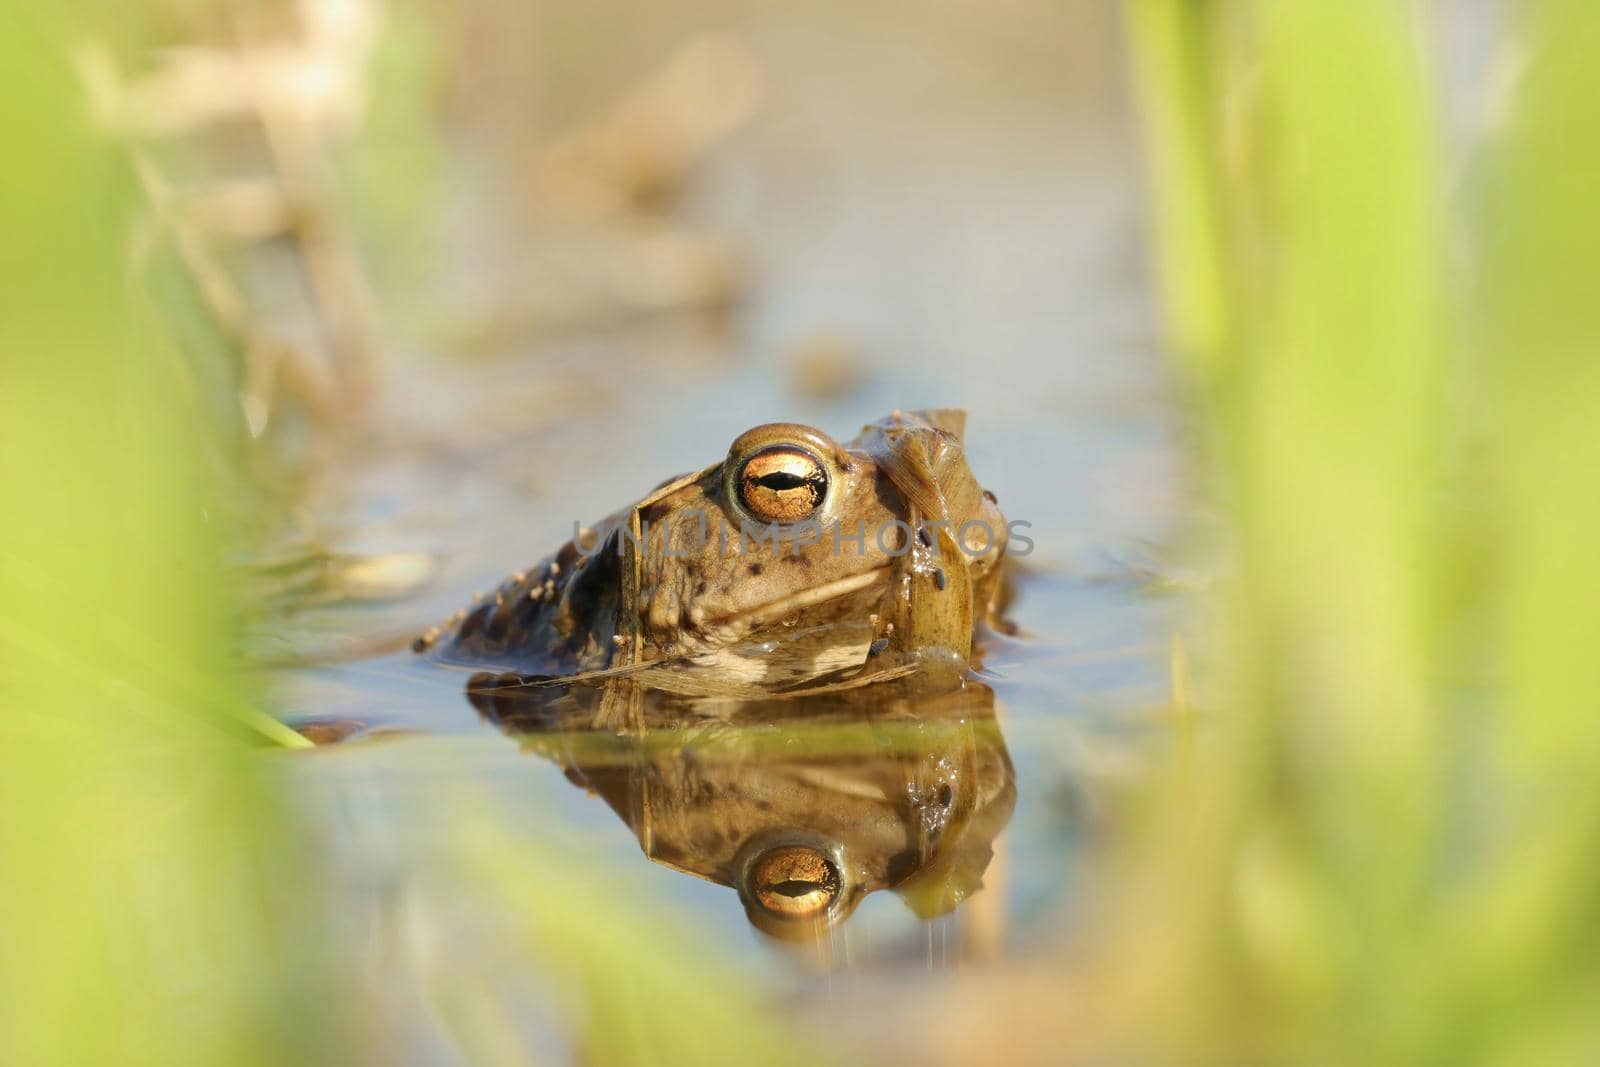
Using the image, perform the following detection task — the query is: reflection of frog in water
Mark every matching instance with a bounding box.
[416,410,1011,695]
[469,678,1016,939]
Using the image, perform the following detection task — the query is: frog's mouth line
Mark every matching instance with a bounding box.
[705,565,892,633]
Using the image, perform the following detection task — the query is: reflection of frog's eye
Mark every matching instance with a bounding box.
[746,845,840,921]
[737,447,828,525]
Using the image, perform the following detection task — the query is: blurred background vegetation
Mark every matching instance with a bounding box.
[2,0,1596,1064]
[1117,1,1600,1064]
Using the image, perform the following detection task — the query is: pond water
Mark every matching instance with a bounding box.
[268,4,1186,1059]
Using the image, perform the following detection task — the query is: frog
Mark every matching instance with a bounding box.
[469,675,1016,940]
[415,409,1010,694]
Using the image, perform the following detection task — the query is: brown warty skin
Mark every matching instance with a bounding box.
[416,409,1008,691]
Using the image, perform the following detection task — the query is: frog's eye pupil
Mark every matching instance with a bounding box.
[754,471,808,491]
[736,447,828,524]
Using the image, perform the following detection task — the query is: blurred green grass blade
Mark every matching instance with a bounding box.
[1239,0,1442,749]
[1470,2,1600,1062]
[1125,0,1233,376]
[1119,1,1448,1063]
[1485,0,1600,769]
[1224,5,1447,1050]
[224,693,318,749]
[0,10,334,1066]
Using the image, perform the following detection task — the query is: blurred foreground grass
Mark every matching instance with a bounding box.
[1122,0,1600,1063]
[0,8,818,1066]
[0,10,333,1065]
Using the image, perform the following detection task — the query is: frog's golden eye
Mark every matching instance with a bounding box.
[736,446,828,525]
[745,845,840,921]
